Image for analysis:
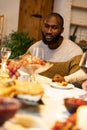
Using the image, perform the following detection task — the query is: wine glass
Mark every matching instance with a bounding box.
[19,47,53,82]
[32,46,44,59]
[30,47,44,81]
[1,46,11,71]
[79,52,87,69]
[21,47,44,82]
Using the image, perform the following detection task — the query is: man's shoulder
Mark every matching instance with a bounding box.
[63,38,83,52]
[35,40,43,44]
[64,38,80,48]
[29,40,44,53]
[29,40,41,47]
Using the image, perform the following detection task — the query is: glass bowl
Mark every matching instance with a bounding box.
[0,97,21,126]
[64,97,87,114]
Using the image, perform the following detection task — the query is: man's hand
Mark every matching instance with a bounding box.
[82,80,87,91]
[52,74,65,82]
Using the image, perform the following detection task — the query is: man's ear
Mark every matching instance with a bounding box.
[61,27,64,33]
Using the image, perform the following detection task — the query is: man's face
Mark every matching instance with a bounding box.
[42,16,64,45]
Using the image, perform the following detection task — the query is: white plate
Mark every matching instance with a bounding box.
[4,114,48,130]
[51,82,74,89]
[17,94,42,106]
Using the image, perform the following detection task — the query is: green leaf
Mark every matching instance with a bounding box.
[2,31,34,58]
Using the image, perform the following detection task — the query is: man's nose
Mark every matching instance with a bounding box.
[47,27,53,33]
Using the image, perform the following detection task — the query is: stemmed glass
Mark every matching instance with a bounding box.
[0,46,11,71]
[20,46,44,82]
[27,46,44,82]
[32,46,44,59]
[30,46,44,81]
[79,52,87,69]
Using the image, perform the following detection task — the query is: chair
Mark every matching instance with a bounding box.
[0,15,4,42]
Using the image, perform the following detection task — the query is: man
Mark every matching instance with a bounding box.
[64,52,87,89]
[27,12,83,78]
[82,80,87,91]
[64,52,87,83]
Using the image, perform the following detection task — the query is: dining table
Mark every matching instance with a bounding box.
[6,74,86,130]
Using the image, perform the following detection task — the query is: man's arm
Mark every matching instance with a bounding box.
[64,69,87,83]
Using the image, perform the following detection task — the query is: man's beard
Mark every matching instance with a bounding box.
[42,32,61,45]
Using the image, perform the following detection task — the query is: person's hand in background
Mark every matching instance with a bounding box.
[82,80,87,91]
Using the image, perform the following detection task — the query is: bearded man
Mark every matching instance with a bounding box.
[27,12,83,78]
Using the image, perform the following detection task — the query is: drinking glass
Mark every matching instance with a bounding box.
[1,46,11,71]
[79,52,87,69]
[0,98,21,129]
[28,46,44,82]
[33,46,44,59]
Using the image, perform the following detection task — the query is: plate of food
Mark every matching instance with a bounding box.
[4,114,48,130]
[7,54,53,77]
[52,113,76,130]
[0,79,44,100]
[51,82,74,89]
[19,62,53,74]
[16,94,42,106]
[18,53,53,74]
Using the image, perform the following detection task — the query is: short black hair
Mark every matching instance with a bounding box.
[45,12,64,27]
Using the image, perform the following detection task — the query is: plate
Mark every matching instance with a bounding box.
[4,114,48,130]
[16,94,42,106]
[19,62,53,74]
[51,82,74,89]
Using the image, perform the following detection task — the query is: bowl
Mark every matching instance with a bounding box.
[64,97,87,114]
[0,97,21,125]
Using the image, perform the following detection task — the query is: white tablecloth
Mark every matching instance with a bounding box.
[17,75,86,130]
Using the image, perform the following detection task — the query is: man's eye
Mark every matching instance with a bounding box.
[52,26,58,29]
[44,24,59,29]
[44,24,49,28]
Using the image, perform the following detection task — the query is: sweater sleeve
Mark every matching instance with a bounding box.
[68,55,82,75]
[64,69,87,83]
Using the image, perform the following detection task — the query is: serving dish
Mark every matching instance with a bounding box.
[64,97,87,114]
[4,114,48,130]
[52,113,76,130]
[16,94,42,106]
[19,62,53,74]
[51,82,74,89]
[0,98,21,126]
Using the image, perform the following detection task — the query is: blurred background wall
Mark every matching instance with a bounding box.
[0,0,87,45]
